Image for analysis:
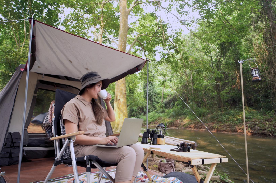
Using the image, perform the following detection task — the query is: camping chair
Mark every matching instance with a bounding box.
[44,89,118,183]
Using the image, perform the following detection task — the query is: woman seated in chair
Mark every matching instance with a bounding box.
[62,72,144,183]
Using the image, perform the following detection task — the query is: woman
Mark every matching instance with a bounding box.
[62,72,144,183]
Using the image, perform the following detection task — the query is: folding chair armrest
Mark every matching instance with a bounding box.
[50,131,85,140]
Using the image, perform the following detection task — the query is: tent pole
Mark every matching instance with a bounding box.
[146,59,149,130]
[17,16,34,183]
[239,60,250,183]
[146,59,149,169]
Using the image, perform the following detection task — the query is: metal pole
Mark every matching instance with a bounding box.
[239,61,250,183]
[146,59,149,169]
[146,59,149,129]
[17,16,34,183]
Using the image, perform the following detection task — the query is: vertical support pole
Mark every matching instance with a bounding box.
[240,62,250,183]
[87,161,91,183]
[146,59,149,169]
[17,16,34,183]
[70,140,80,183]
[146,59,149,129]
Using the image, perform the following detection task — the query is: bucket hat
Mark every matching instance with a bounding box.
[79,72,109,94]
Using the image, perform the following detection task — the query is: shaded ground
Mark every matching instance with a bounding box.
[1,158,164,183]
[1,158,86,183]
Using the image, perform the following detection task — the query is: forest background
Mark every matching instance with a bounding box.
[0,0,276,136]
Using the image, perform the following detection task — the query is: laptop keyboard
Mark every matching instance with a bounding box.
[106,143,117,146]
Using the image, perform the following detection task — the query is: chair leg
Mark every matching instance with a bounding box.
[70,140,80,183]
[86,160,91,183]
[44,139,69,182]
[86,172,91,183]
[92,161,115,183]
[97,168,104,183]
[44,164,57,183]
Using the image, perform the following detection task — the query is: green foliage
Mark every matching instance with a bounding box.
[33,90,55,116]
[0,0,62,90]
[1,0,276,137]
[0,39,27,89]
[126,73,147,117]
[60,0,120,42]
[215,171,233,183]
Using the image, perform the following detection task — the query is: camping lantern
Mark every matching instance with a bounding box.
[156,123,166,145]
[251,68,261,82]
[156,123,166,135]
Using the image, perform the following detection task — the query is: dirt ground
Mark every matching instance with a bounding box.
[146,155,223,182]
[27,123,45,133]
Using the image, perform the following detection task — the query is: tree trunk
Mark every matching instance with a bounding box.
[215,58,223,108]
[161,87,164,103]
[190,72,194,100]
[215,78,223,108]
[161,77,165,103]
[112,0,129,132]
[98,2,106,44]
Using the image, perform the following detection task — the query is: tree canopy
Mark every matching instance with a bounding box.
[1,0,275,132]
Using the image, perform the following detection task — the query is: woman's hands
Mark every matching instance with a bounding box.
[103,92,112,103]
[102,136,118,145]
[104,92,115,122]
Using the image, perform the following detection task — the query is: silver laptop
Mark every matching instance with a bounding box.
[96,118,143,148]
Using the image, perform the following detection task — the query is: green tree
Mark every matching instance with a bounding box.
[0,0,62,89]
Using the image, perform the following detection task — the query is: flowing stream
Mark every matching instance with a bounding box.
[165,129,276,183]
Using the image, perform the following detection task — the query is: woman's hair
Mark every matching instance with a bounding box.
[80,83,105,125]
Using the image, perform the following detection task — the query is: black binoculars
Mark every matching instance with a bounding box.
[178,142,191,152]
[141,129,158,145]
[170,142,198,152]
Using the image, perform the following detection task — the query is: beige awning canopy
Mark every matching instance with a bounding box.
[29,20,146,83]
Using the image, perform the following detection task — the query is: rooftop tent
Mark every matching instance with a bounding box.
[0,20,146,168]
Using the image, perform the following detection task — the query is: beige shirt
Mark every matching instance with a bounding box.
[61,95,108,138]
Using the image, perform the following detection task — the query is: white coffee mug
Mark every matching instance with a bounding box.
[98,89,108,99]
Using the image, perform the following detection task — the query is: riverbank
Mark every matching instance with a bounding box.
[141,107,276,137]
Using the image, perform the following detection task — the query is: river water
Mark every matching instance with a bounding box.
[166,129,276,183]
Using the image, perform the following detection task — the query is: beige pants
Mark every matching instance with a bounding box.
[75,144,144,182]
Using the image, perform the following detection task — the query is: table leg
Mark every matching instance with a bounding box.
[191,166,201,183]
[204,163,217,183]
[144,169,152,182]
[143,151,151,163]
[143,151,152,182]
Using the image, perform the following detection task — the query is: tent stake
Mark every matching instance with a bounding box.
[239,60,250,183]
[17,16,34,183]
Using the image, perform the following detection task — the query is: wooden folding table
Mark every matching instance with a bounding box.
[139,143,228,183]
